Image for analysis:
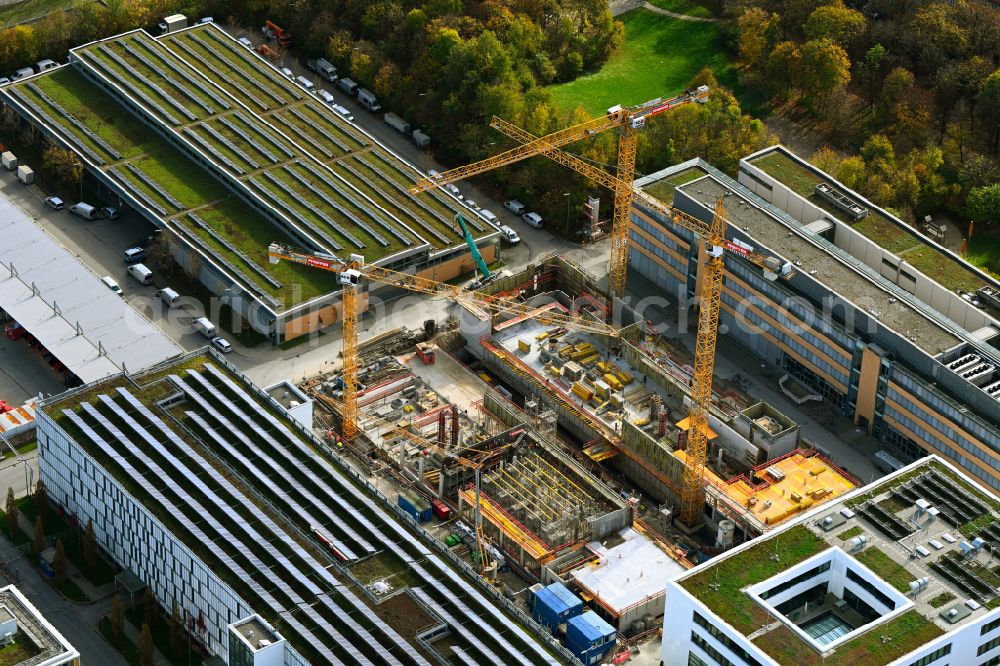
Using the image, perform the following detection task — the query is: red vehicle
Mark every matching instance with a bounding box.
[263,20,291,47]
[4,321,25,341]
[430,498,452,521]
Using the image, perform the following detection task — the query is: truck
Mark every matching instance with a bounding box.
[158,14,188,34]
[412,129,430,148]
[16,165,33,184]
[192,317,216,338]
[262,19,291,47]
[357,88,381,113]
[1,152,16,170]
[306,58,337,83]
[383,112,410,135]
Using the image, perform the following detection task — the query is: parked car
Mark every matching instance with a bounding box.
[101,276,123,295]
[44,196,64,210]
[281,67,293,78]
[498,225,520,244]
[332,104,354,122]
[237,37,253,48]
[0,77,10,85]
[211,336,233,353]
[504,200,527,215]
[196,16,214,24]
[522,212,543,229]
[318,89,335,105]
[101,206,120,219]
[11,67,33,81]
[123,246,147,263]
[445,183,462,199]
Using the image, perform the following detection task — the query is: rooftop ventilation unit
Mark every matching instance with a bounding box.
[983,379,1000,397]
[814,182,869,220]
[947,353,980,373]
[961,363,994,386]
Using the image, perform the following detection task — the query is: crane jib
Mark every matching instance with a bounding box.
[306,257,333,270]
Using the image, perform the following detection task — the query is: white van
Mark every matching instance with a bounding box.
[357,88,381,112]
[11,67,33,81]
[127,263,153,285]
[318,89,335,105]
[156,287,180,307]
[479,209,499,225]
[36,59,58,72]
[101,276,123,296]
[504,200,526,215]
[296,75,314,92]
[69,202,98,220]
[522,212,543,229]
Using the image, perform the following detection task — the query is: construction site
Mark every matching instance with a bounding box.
[290,253,858,649]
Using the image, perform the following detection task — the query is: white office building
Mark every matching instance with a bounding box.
[663,455,1000,666]
[0,584,79,666]
[36,349,570,665]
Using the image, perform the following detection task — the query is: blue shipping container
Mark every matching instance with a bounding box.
[397,492,432,522]
[532,583,583,631]
[566,611,616,665]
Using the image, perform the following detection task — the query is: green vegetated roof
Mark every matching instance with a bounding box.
[750,150,985,293]
[753,610,942,666]
[679,520,945,666]
[8,25,484,310]
[643,166,706,204]
[679,524,827,635]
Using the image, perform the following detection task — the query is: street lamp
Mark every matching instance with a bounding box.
[563,192,570,229]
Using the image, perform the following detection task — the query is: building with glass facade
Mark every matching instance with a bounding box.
[633,149,1000,495]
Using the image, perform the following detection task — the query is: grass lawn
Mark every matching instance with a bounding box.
[643,167,705,202]
[966,232,1000,279]
[55,577,89,602]
[836,526,863,541]
[928,591,956,608]
[15,440,36,455]
[126,602,204,666]
[753,610,940,666]
[546,8,736,116]
[98,617,141,666]
[0,0,88,26]
[679,525,827,634]
[852,546,915,593]
[646,0,714,18]
[901,245,986,292]
[0,633,40,664]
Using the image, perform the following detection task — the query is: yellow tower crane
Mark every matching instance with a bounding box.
[268,244,617,444]
[408,86,711,297]
[406,90,797,527]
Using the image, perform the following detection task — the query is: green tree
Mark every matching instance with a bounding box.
[861,134,896,175]
[737,7,780,69]
[82,518,97,569]
[878,67,915,120]
[907,4,970,74]
[967,184,1000,224]
[138,622,154,666]
[804,1,866,47]
[799,38,851,110]
[857,44,887,110]
[5,488,18,538]
[51,539,67,582]
[143,586,156,632]
[169,601,184,656]
[977,70,1000,154]
[33,479,48,524]
[110,595,125,642]
[31,517,44,556]
[767,41,803,94]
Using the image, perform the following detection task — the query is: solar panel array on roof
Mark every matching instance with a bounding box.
[169,377,373,557]
[0,195,180,382]
[61,408,287,617]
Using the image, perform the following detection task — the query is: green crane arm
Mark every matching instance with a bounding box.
[457,213,491,281]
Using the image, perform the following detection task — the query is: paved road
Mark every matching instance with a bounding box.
[0,450,36,499]
[0,532,127,666]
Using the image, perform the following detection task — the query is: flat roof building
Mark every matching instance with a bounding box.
[1,24,498,343]
[0,191,180,385]
[662,455,1000,666]
[36,350,570,665]
[0,584,79,666]
[632,149,1000,495]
